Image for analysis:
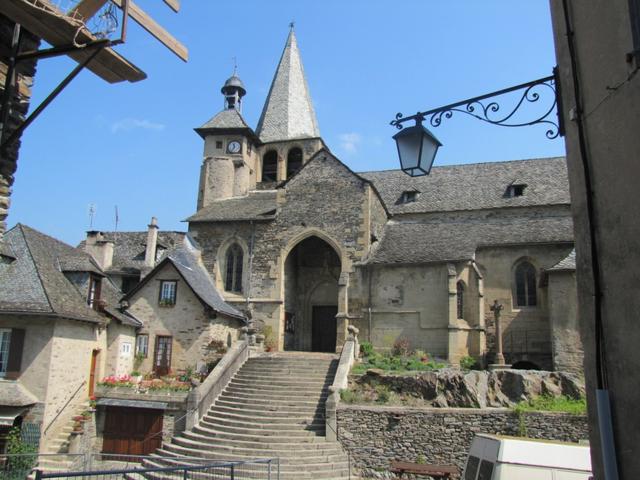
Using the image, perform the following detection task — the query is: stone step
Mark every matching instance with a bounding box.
[226,380,330,393]
[164,439,346,459]
[151,450,348,468]
[216,395,326,409]
[172,433,343,453]
[182,429,328,447]
[233,373,335,383]
[200,415,325,432]
[214,398,324,414]
[208,404,325,421]
[229,377,332,388]
[239,364,337,373]
[219,389,329,402]
[192,422,322,439]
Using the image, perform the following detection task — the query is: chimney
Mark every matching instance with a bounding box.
[84,231,114,270]
[144,217,159,268]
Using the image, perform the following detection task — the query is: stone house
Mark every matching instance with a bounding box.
[183,28,581,372]
[80,219,245,377]
[0,224,138,453]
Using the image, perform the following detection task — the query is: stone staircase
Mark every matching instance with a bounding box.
[35,402,91,473]
[135,352,352,479]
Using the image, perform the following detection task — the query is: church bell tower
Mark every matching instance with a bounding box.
[194,71,259,210]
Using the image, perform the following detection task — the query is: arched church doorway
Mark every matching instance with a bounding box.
[283,236,341,352]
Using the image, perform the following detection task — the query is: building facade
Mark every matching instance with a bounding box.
[185,28,581,371]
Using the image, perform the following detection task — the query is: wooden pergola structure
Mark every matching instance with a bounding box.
[0,0,188,152]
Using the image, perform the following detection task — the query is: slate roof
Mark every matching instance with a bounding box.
[548,249,576,271]
[124,236,245,321]
[0,382,38,407]
[196,108,253,134]
[360,157,570,215]
[186,191,278,223]
[78,231,186,274]
[255,29,320,143]
[0,224,104,323]
[367,215,574,265]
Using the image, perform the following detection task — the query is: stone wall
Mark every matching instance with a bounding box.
[337,405,588,477]
[0,16,40,242]
[548,270,583,375]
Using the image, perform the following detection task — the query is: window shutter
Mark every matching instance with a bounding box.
[6,328,25,379]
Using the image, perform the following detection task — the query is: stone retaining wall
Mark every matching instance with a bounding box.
[337,405,588,478]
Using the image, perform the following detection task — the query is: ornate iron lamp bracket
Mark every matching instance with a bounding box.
[390,69,564,139]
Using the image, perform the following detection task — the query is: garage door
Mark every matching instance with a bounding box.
[102,407,163,458]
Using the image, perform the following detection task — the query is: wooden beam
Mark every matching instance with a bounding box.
[0,0,146,83]
[111,0,188,62]
[162,0,180,13]
[68,0,109,21]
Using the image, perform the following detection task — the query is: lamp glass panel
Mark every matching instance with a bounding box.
[397,129,422,171]
[420,134,439,174]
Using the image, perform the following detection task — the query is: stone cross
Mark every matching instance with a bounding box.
[490,300,506,365]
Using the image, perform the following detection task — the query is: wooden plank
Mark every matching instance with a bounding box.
[162,0,180,13]
[111,0,188,62]
[69,0,109,21]
[0,0,146,83]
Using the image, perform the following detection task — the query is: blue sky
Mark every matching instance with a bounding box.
[8,1,564,245]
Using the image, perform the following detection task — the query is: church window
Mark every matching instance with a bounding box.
[456,281,465,319]
[216,141,223,149]
[225,244,243,293]
[514,261,537,307]
[506,184,527,198]
[286,147,303,178]
[262,150,278,182]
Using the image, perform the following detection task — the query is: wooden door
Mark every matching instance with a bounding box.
[312,306,337,352]
[102,407,163,459]
[153,336,172,376]
[88,349,100,397]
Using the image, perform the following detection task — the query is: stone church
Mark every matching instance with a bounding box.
[181,28,581,372]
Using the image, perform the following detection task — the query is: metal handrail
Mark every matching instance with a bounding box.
[43,380,86,435]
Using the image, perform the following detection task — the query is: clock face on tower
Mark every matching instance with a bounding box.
[227,141,242,154]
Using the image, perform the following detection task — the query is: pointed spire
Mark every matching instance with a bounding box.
[256,28,320,143]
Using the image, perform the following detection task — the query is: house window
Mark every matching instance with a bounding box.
[456,281,465,319]
[215,140,223,149]
[286,147,303,178]
[506,184,527,198]
[121,342,132,355]
[262,150,278,182]
[0,330,10,377]
[225,244,243,293]
[515,261,537,307]
[121,276,139,294]
[159,280,177,306]
[135,334,149,357]
[400,191,419,203]
[87,275,102,310]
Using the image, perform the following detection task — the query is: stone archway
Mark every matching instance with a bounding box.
[283,236,341,352]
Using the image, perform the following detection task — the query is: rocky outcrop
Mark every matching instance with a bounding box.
[356,369,584,408]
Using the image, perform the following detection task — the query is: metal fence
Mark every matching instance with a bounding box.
[1,454,279,480]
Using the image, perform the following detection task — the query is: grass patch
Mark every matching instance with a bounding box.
[513,395,587,415]
[352,351,446,375]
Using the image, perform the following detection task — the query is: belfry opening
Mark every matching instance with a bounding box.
[283,236,341,352]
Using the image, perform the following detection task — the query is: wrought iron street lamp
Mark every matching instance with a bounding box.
[390,70,563,176]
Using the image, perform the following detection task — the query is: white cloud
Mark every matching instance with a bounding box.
[338,132,361,154]
[111,118,166,134]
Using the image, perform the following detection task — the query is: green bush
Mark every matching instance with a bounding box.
[459,355,478,370]
[6,427,37,478]
[340,389,362,404]
[513,395,587,415]
[360,341,374,357]
[375,385,391,403]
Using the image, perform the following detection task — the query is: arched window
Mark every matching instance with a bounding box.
[225,244,243,293]
[514,261,537,307]
[456,281,465,319]
[262,150,278,182]
[286,147,303,178]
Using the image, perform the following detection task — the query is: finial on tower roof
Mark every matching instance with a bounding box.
[289,21,295,31]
